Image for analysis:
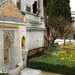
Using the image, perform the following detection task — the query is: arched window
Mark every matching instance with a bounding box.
[21,36,25,49]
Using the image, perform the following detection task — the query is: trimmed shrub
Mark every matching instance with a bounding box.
[27,53,75,75]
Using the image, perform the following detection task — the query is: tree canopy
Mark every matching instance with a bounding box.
[43,0,49,7]
[44,0,75,51]
[47,0,71,21]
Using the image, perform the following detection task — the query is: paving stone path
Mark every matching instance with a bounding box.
[20,68,41,75]
[20,68,65,75]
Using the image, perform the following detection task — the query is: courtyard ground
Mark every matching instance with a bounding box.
[20,68,65,75]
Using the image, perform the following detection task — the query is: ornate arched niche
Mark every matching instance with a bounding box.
[21,36,25,50]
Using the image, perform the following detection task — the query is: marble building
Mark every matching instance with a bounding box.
[0,0,45,75]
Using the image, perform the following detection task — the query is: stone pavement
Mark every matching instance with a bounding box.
[20,68,41,75]
[20,68,65,75]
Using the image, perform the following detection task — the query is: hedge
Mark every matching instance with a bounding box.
[27,53,75,75]
[0,74,10,75]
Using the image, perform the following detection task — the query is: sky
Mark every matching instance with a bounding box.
[70,0,75,11]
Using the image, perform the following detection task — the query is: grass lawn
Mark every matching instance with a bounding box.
[27,42,75,75]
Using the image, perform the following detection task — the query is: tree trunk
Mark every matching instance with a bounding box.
[48,38,55,51]
[64,37,66,46]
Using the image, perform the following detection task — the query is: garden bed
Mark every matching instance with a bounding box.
[27,42,75,75]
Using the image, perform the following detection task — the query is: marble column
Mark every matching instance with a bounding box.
[0,29,2,69]
[10,30,18,69]
[38,0,43,17]
[21,0,26,12]
[14,30,18,66]
[0,29,3,69]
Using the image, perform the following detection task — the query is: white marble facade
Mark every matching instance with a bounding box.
[0,0,45,75]
[12,0,45,52]
[0,22,27,75]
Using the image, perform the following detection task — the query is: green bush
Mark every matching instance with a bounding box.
[0,73,10,75]
[27,53,75,75]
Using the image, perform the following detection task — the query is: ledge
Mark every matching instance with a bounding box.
[25,12,40,17]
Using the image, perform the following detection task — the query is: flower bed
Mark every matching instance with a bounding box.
[27,42,75,75]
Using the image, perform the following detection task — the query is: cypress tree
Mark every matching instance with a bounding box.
[47,0,71,21]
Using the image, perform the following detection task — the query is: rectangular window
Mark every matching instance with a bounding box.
[26,5,31,12]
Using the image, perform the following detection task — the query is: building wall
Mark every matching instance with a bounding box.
[11,0,45,58]
[27,30,44,50]
[0,0,28,74]
[0,0,44,74]
[25,0,45,58]
[26,0,37,5]
[0,21,27,75]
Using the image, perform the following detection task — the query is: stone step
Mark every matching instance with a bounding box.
[20,68,41,75]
